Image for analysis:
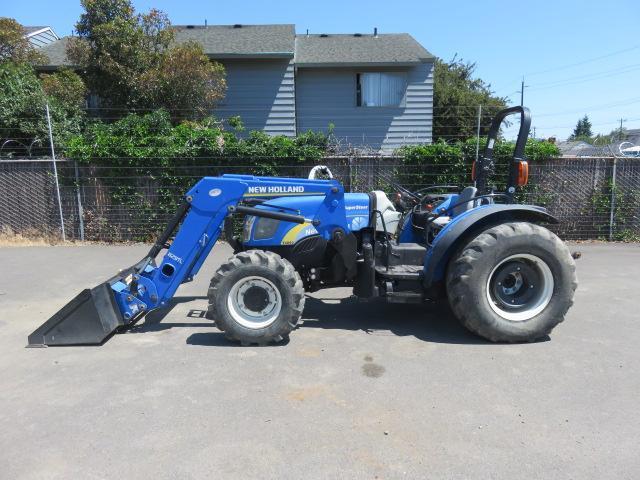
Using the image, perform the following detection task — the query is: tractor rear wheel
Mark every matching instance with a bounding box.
[446,222,577,342]
[207,250,305,345]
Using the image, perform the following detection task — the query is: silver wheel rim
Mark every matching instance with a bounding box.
[486,254,554,321]
[227,276,282,329]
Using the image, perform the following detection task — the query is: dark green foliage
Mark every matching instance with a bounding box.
[0,62,85,156]
[67,0,226,117]
[398,138,561,192]
[64,110,330,239]
[433,57,508,142]
[590,179,640,241]
[65,110,328,162]
[570,115,593,141]
[40,68,88,110]
[0,18,46,64]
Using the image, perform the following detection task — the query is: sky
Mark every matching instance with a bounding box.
[4,0,640,141]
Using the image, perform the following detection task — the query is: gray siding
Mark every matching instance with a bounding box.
[215,59,296,137]
[296,62,433,151]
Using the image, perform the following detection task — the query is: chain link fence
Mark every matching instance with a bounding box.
[1,155,639,242]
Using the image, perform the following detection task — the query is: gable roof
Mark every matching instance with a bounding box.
[22,25,59,48]
[23,26,49,34]
[557,140,604,157]
[38,36,72,69]
[173,24,295,58]
[37,24,434,69]
[295,33,434,67]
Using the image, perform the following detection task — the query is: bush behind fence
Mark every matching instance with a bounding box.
[1,155,639,242]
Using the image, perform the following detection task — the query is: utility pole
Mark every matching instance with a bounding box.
[475,104,482,163]
[519,77,528,106]
[618,118,627,141]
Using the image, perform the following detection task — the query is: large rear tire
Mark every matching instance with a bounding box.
[207,250,305,345]
[446,222,577,342]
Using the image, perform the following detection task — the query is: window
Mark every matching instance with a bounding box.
[356,72,406,107]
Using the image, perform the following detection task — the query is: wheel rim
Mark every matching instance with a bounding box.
[227,276,282,329]
[486,254,554,321]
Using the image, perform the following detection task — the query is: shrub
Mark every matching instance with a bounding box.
[0,62,85,156]
[63,110,331,239]
[397,138,560,191]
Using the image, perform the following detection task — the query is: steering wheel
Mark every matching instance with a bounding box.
[411,185,460,213]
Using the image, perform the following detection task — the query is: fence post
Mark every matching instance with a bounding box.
[475,104,482,162]
[609,156,617,241]
[45,103,66,241]
[74,160,85,241]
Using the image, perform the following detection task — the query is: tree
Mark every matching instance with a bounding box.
[592,127,628,145]
[0,17,46,64]
[41,68,88,110]
[139,42,226,119]
[570,115,593,140]
[67,0,226,117]
[0,62,85,156]
[433,57,507,142]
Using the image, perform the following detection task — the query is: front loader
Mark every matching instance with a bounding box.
[28,107,577,347]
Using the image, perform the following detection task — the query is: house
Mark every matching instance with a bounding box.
[22,25,59,47]
[37,24,434,151]
[557,128,640,157]
[556,140,606,157]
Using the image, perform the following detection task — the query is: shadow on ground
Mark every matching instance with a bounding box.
[126,296,211,333]
[124,294,549,346]
[302,296,493,345]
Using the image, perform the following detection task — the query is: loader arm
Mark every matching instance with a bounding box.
[28,175,346,346]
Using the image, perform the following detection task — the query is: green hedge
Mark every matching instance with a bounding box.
[63,110,331,239]
[397,138,561,191]
[63,110,562,240]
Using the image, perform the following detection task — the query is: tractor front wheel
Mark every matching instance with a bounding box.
[446,222,577,342]
[207,250,305,345]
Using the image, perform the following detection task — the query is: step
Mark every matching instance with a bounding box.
[385,291,424,304]
[375,264,423,281]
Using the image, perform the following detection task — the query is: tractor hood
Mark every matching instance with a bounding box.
[243,193,371,247]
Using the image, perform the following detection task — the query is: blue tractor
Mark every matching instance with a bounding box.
[28,107,577,347]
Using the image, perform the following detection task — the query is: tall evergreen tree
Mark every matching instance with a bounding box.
[570,115,593,140]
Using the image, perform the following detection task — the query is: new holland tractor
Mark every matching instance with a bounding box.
[28,107,577,347]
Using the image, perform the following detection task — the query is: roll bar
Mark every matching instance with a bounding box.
[475,106,531,200]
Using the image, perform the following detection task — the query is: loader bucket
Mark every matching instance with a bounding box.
[27,282,125,347]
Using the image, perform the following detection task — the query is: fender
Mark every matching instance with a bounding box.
[423,204,558,288]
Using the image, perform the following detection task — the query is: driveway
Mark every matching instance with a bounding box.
[0,242,638,479]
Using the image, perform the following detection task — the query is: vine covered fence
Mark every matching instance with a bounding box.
[1,155,639,242]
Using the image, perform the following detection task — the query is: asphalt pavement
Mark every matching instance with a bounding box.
[0,242,638,479]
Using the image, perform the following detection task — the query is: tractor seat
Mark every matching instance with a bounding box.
[452,186,478,216]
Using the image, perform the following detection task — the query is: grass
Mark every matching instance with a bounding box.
[0,226,63,247]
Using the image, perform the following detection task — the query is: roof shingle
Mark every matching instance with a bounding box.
[38,36,72,68]
[174,24,295,57]
[294,33,434,66]
[37,25,433,68]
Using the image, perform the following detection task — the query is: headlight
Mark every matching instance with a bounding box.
[243,216,256,242]
[253,217,280,240]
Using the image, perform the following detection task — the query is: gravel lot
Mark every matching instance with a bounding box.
[0,242,638,479]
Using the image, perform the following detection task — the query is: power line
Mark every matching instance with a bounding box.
[534,96,640,117]
[525,45,640,77]
[528,63,640,91]
[495,44,640,93]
